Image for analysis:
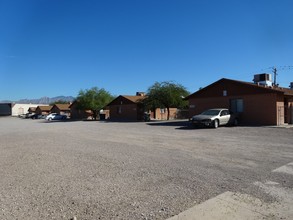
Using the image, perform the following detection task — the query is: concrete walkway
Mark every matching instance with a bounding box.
[167,188,293,220]
[168,161,293,220]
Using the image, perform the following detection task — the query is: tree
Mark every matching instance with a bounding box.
[145,81,190,120]
[76,87,114,120]
[49,100,71,106]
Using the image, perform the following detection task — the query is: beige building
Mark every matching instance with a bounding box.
[11,103,48,116]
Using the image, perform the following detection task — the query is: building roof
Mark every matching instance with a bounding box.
[28,107,36,111]
[107,95,147,106]
[37,106,52,111]
[122,95,147,103]
[69,100,77,108]
[185,78,293,100]
[53,104,70,111]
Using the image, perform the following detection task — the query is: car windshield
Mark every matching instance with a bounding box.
[200,109,221,116]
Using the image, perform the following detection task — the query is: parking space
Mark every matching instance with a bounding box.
[0,117,293,219]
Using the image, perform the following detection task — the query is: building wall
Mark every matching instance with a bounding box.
[244,93,277,125]
[51,106,70,116]
[109,104,143,121]
[151,108,177,120]
[28,108,36,114]
[11,104,46,116]
[188,97,229,116]
[99,109,110,120]
[35,105,51,115]
[288,102,293,124]
[188,93,278,125]
[71,109,90,120]
[70,102,90,120]
[35,109,50,115]
[288,99,293,124]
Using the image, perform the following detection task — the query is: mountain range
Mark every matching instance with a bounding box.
[0,96,75,104]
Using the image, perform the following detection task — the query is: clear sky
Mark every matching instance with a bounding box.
[1,0,293,100]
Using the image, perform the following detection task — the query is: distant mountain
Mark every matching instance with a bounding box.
[0,96,75,104]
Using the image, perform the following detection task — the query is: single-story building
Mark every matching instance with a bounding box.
[184,76,293,126]
[1,103,48,116]
[28,107,36,114]
[35,106,52,115]
[107,92,179,121]
[11,104,47,116]
[69,101,92,120]
[51,104,71,116]
[107,93,146,121]
[69,101,110,120]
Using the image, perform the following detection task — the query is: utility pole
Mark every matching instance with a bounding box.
[273,67,277,86]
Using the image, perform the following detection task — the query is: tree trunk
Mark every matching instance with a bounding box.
[167,107,170,120]
[93,110,97,121]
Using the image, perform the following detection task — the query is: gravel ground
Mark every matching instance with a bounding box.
[0,117,293,220]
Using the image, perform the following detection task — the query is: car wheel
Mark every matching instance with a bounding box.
[48,118,52,121]
[213,119,219,128]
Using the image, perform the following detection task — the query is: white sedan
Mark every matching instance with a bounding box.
[191,108,238,128]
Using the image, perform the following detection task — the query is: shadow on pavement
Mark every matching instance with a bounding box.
[146,120,198,130]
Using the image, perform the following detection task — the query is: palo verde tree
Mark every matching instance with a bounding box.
[76,87,114,120]
[145,81,190,120]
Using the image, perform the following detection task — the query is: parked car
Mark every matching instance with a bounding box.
[45,113,67,121]
[191,108,238,128]
[31,114,45,119]
[19,113,35,119]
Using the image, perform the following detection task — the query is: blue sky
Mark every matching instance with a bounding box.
[1,0,293,100]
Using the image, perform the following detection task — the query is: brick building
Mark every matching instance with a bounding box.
[107,94,146,121]
[35,106,52,115]
[51,104,71,116]
[185,77,293,126]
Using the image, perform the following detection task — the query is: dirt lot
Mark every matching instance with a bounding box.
[0,117,293,220]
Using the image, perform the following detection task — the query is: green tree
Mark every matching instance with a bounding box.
[76,87,114,120]
[49,100,71,106]
[145,81,190,120]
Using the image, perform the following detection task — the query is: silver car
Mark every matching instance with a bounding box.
[45,113,67,121]
[191,108,238,128]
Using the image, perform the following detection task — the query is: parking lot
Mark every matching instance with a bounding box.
[1,117,293,220]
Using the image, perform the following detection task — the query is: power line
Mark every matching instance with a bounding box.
[260,66,293,86]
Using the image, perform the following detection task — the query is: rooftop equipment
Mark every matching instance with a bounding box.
[253,73,273,86]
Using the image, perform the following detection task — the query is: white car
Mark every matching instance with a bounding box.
[45,113,67,121]
[191,108,238,128]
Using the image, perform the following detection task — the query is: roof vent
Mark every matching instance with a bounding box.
[253,73,272,86]
[290,82,293,90]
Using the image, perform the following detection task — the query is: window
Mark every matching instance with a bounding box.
[221,110,229,116]
[230,99,243,113]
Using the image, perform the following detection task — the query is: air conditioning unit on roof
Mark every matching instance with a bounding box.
[253,73,272,86]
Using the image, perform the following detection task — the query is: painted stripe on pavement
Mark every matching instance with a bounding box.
[167,191,272,220]
[272,162,293,175]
